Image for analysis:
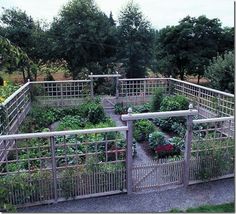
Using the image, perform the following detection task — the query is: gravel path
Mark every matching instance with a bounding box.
[103,99,152,164]
[19,178,234,213]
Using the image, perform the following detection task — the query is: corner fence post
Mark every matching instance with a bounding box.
[184,103,194,187]
[90,72,94,98]
[50,136,58,202]
[126,107,133,194]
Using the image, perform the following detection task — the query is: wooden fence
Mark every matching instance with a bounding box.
[132,159,184,192]
[0,126,127,208]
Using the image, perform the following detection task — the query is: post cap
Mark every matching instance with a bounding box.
[128,107,132,115]
[27,79,30,82]
[189,103,193,110]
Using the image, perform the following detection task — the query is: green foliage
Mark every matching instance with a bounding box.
[57,115,86,131]
[185,203,234,213]
[195,140,234,180]
[0,81,20,103]
[78,99,106,124]
[117,2,155,78]
[50,0,117,78]
[134,119,155,142]
[151,88,164,111]
[132,103,151,113]
[114,103,127,115]
[160,95,189,111]
[148,131,165,149]
[168,137,185,150]
[170,203,235,213]
[156,15,233,80]
[204,51,234,93]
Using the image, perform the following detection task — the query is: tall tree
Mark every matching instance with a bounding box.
[49,0,118,78]
[0,8,47,61]
[117,1,155,78]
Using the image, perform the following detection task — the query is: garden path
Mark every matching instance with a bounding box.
[103,104,152,165]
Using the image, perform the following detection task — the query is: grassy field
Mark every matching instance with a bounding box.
[170,203,234,213]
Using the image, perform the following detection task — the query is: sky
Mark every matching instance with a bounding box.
[0,0,234,29]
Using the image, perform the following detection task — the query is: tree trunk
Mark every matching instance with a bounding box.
[180,72,184,80]
[22,69,26,83]
[197,75,200,84]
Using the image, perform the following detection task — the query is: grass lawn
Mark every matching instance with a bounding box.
[170,203,234,213]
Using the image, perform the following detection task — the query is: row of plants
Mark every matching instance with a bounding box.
[20,98,106,133]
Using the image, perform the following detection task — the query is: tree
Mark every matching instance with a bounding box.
[0,36,35,82]
[156,15,232,82]
[204,51,234,93]
[0,8,47,61]
[49,0,118,78]
[117,1,155,78]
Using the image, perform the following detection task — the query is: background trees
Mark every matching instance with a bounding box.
[0,0,234,92]
[155,15,233,82]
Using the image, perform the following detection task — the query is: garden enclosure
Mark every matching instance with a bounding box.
[0,76,234,208]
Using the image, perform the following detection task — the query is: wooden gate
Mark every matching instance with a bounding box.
[132,159,184,192]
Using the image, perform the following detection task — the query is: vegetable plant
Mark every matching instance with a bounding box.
[134,119,155,142]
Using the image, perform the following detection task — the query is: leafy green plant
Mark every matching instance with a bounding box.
[114,103,127,115]
[171,122,186,137]
[134,119,155,142]
[133,103,151,113]
[57,115,86,131]
[160,95,189,111]
[151,88,164,111]
[78,100,106,124]
[148,131,166,149]
[168,137,185,150]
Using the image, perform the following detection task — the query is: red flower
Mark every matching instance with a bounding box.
[155,144,174,153]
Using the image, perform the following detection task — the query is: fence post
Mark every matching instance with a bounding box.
[143,79,146,102]
[50,136,58,202]
[116,72,119,100]
[126,107,133,194]
[90,73,94,98]
[183,103,194,187]
[60,82,63,106]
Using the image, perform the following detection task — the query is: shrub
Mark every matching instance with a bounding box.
[148,131,166,149]
[114,103,127,115]
[160,95,189,111]
[151,88,164,111]
[78,100,106,124]
[134,119,155,142]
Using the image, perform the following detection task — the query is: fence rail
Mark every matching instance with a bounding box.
[169,78,234,118]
